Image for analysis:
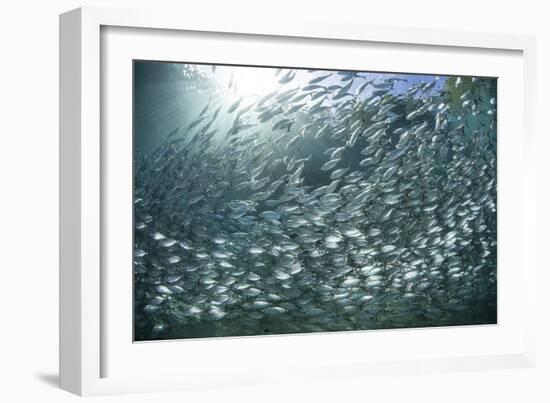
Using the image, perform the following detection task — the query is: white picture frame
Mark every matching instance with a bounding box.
[59,6,537,396]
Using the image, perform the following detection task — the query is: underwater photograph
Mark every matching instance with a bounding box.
[133,60,497,341]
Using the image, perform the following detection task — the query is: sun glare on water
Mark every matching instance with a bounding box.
[211,65,285,99]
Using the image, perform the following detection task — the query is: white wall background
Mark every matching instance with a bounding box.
[0,0,547,401]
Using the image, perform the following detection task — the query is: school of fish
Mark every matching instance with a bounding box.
[133,63,497,340]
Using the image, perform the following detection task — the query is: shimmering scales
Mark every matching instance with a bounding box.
[134,61,497,341]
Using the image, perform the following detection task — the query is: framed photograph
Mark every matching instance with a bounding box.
[60,6,537,396]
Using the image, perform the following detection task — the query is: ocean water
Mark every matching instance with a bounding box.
[133,61,497,341]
